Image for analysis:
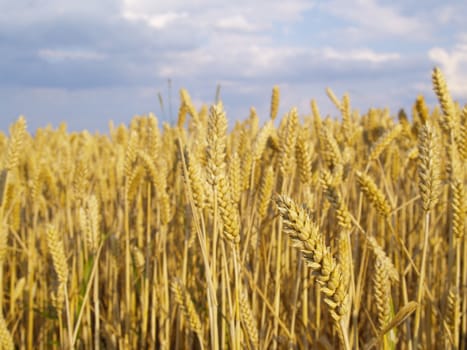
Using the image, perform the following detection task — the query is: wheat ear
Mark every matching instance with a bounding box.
[418,121,441,212]
[278,108,299,177]
[432,67,457,134]
[0,312,14,350]
[326,87,342,110]
[320,170,352,230]
[46,225,68,288]
[374,259,391,332]
[369,124,402,161]
[171,278,204,348]
[356,171,392,218]
[239,288,259,348]
[296,129,313,185]
[276,195,349,322]
[5,116,27,171]
[270,85,280,121]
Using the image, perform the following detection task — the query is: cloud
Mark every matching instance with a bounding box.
[429,37,467,97]
[1,0,401,92]
[321,0,428,40]
[0,0,121,24]
[38,48,107,62]
[121,0,314,31]
[122,10,189,29]
[432,3,467,26]
[322,48,400,63]
[0,3,198,89]
[156,36,403,84]
[0,0,463,132]
[214,15,259,32]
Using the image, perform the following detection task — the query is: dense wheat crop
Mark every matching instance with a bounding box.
[0,67,466,349]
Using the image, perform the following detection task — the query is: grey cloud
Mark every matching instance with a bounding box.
[0,11,201,89]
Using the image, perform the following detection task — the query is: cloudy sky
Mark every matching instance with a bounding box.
[1,0,466,132]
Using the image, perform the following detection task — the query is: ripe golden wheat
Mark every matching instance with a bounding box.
[0,67,465,349]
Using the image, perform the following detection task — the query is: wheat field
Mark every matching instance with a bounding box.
[0,67,465,349]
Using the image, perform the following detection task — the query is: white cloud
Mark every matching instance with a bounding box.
[322,48,400,63]
[429,38,467,97]
[156,39,302,80]
[122,10,188,29]
[437,6,456,24]
[322,0,427,39]
[215,15,259,32]
[38,49,107,62]
[156,38,401,82]
[120,0,314,31]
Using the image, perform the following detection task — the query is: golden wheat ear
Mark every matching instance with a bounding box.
[5,116,27,171]
[417,121,441,212]
[275,195,349,322]
[270,85,280,121]
[0,312,14,350]
[171,278,204,345]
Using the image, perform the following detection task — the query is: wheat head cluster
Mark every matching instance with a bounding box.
[0,67,465,349]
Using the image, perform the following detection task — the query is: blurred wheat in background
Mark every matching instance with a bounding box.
[0,67,466,349]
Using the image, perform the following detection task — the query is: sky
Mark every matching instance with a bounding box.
[1,0,467,133]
